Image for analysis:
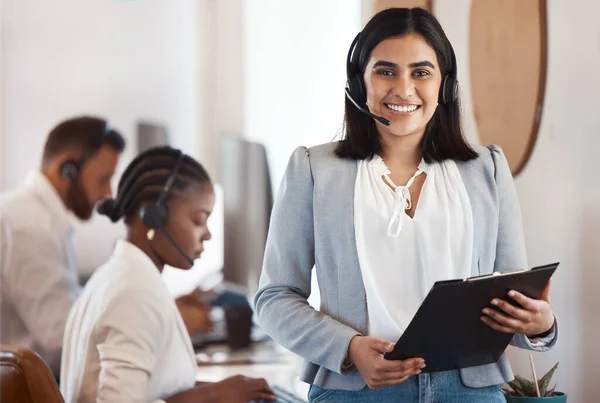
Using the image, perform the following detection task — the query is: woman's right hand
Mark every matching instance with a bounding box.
[347,335,425,389]
[167,375,276,403]
[208,375,277,402]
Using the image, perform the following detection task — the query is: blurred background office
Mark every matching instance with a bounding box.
[1,0,599,401]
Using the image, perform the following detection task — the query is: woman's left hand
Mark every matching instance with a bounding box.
[175,288,213,335]
[481,279,555,337]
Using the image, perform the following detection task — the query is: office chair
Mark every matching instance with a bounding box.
[0,344,64,403]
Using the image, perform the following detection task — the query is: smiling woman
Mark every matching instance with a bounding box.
[363,34,442,142]
[338,8,476,165]
[254,6,559,403]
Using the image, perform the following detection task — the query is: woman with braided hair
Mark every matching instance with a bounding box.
[60,146,276,403]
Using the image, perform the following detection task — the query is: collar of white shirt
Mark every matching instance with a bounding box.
[24,170,74,236]
[114,239,160,274]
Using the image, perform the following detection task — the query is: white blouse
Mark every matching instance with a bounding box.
[354,155,474,343]
[60,240,197,403]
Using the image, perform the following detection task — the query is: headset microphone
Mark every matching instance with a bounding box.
[156,225,195,266]
[344,29,458,128]
[140,151,196,268]
[345,88,391,126]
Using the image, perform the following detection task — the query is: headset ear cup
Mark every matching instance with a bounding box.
[60,161,79,180]
[451,79,458,102]
[440,75,458,104]
[140,204,167,229]
[347,76,367,105]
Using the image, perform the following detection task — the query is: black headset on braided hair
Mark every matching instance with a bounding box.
[138,151,185,230]
[97,146,211,266]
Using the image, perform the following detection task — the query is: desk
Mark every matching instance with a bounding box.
[195,341,309,402]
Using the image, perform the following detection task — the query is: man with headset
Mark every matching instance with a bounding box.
[0,116,126,377]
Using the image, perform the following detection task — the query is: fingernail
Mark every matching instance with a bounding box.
[420,363,426,368]
[480,316,486,322]
[482,308,489,314]
[491,300,498,305]
[415,369,422,374]
[509,291,516,297]
[387,343,394,351]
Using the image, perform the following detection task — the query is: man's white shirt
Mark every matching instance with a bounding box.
[0,171,81,375]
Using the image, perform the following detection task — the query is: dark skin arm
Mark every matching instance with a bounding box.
[175,288,214,335]
[165,375,276,403]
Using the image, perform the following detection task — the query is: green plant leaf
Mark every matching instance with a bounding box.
[538,362,559,395]
[505,380,523,396]
[515,375,539,396]
[502,387,517,396]
[544,384,557,397]
[507,378,526,395]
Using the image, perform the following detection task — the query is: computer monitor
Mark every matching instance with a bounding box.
[219,136,274,298]
[137,121,169,153]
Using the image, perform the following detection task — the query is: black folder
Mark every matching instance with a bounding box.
[384,263,559,372]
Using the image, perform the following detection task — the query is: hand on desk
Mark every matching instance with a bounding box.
[167,375,276,403]
[175,288,213,335]
[481,279,555,337]
[203,375,276,403]
[216,375,276,402]
[348,336,425,389]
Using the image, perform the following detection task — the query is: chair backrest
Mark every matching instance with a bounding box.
[0,344,64,403]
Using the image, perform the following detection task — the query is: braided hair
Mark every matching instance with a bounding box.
[97,146,211,224]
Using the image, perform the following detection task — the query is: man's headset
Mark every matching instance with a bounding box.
[60,122,117,214]
[139,151,195,266]
[59,122,114,180]
[344,32,458,126]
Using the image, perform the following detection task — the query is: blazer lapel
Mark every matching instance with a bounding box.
[456,157,489,277]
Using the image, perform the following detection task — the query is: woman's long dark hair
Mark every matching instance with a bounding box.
[336,7,478,163]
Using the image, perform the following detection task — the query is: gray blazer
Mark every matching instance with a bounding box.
[254,142,558,391]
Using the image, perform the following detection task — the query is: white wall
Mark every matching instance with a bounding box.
[510,1,600,400]
[0,0,4,190]
[1,0,207,274]
[213,0,246,177]
[437,0,600,400]
[241,0,362,309]
[243,0,362,189]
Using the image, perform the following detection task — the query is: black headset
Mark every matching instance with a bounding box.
[59,122,114,180]
[345,32,458,107]
[60,160,81,180]
[139,151,185,230]
[138,151,195,266]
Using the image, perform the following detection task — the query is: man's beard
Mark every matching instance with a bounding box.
[67,179,93,220]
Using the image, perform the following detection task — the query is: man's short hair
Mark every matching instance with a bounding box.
[42,116,126,163]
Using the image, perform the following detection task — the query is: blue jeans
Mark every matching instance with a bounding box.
[307,370,503,402]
